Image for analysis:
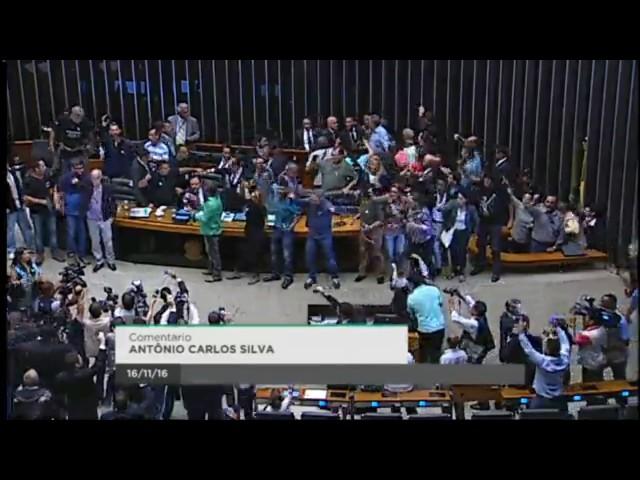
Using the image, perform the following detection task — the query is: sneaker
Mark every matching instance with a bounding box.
[491,275,500,283]
[470,267,484,276]
[201,271,213,276]
[354,275,367,282]
[205,276,223,283]
[51,249,66,262]
[67,254,79,266]
[281,276,294,289]
[107,263,117,272]
[226,272,243,280]
[262,274,282,282]
[331,278,341,290]
[93,262,105,273]
[304,278,316,290]
[376,276,385,285]
[247,275,261,286]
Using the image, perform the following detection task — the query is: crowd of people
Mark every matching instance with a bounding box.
[6,101,636,420]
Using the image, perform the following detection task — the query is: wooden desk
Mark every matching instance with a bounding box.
[115,206,361,239]
[468,236,608,267]
[115,206,251,237]
[500,380,637,401]
[352,389,451,405]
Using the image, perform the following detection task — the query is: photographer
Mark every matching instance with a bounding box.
[151,273,200,325]
[598,294,630,380]
[53,332,107,420]
[515,320,570,411]
[447,292,495,365]
[9,248,42,313]
[407,275,445,363]
[73,301,112,399]
[32,280,61,325]
[114,292,137,324]
[574,314,607,383]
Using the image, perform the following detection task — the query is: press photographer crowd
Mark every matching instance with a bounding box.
[6,102,638,420]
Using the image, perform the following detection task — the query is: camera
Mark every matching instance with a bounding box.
[570,295,598,317]
[443,287,462,297]
[91,286,120,315]
[58,265,87,297]
[126,280,149,318]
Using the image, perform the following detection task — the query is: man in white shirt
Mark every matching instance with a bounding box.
[113,292,137,324]
[440,336,469,364]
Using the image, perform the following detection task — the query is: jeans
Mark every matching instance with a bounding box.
[306,234,339,280]
[432,222,446,270]
[271,229,295,277]
[384,231,406,265]
[65,214,87,256]
[204,235,222,277]
[475,223,503,276]
[450,229,470,275]
[531,239,555,253]
[7,209,35,253]
[87,218,115,264]
[418,329,445,364]
[31,210,58,254]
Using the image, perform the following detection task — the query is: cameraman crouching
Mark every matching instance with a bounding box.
[515,320,570,411]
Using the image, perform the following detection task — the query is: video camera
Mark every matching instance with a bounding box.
[570,295,598,317]
[126,280,149,318]
[91,286,120,315]
[58,265,87,297]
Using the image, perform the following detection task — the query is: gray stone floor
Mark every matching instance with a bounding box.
[38,256,638,419]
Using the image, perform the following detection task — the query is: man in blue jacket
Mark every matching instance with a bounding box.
[301,191,341,290]
[58,159,92,265]
[516,320,570,410]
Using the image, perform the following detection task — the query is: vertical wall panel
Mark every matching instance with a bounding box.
[7,59,638,262]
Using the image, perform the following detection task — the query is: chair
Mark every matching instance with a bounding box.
[577,405,621,420]
[519,409,573,420]
[623,405,638,420]
[255,411,295,420]
[360,413,403,421]
[301,411,340,420]
[31,139,54,166]
[407,413,452,420]
[470,410,515,420]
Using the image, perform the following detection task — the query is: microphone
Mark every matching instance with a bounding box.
[453,133,465,144]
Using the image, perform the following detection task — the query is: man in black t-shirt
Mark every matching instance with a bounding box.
[471,174,512,282]
[53,106,95,173]
[148,161,182,208]
[23,160,65,264]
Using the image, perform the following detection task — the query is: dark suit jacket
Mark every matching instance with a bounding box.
[342,126,365,152]
[295,128,320,150]
[319,128,339,145]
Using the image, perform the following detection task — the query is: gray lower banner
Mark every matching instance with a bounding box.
[116,364,524,386]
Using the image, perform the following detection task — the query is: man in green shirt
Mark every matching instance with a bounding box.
[194,182,224,282]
